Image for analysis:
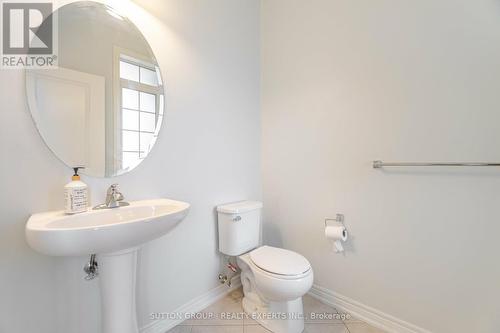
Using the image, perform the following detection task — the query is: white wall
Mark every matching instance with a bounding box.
[261,1,500,332]
[0,1,260,332]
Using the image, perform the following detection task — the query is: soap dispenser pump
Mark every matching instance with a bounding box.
[64,167,88,214]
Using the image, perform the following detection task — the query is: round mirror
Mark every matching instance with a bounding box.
[26,1,165,177]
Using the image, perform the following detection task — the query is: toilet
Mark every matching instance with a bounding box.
[217,201,313,333]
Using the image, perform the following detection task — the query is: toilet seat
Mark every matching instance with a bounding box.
[250,246,311,277]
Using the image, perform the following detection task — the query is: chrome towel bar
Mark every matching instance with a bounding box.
[373,160,500,169]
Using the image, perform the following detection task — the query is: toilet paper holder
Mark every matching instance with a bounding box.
[324,214,345,227]
[325,214,348,253]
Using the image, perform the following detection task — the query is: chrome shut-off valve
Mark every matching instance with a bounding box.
[218,274,229,286]
[218,257,239,287]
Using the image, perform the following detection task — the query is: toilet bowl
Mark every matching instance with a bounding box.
[237,246,313,333]
[217,201,313,333]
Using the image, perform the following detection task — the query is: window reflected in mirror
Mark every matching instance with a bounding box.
[118,54,164,171]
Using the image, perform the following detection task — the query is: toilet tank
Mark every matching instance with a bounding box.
[217,201,263,256]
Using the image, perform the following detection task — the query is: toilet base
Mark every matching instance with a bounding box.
[242,294,304,333]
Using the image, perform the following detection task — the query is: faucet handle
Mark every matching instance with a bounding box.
[108,184,119,193]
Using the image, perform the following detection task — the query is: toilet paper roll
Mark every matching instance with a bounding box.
[325,225,348,253]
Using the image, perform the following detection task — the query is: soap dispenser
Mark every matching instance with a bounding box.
[64,167,88,214]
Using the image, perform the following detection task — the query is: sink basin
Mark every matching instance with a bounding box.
[26,198,190,333]
[26,198,190,256]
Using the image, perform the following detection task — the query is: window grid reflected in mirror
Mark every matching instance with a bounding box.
[119,56,164,171]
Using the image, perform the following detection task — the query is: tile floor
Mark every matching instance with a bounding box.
[167,288,386,333]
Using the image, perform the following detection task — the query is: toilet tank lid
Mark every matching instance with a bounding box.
[217,201,263,214]
[250,246,311,276]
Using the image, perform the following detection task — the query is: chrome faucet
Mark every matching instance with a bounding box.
[106,184,123,208]
[94,184,129,210]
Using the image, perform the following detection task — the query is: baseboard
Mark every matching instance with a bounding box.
[308,284,432,333]
[140,275,242,333]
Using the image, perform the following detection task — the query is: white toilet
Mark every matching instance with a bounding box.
[217,201,313,333]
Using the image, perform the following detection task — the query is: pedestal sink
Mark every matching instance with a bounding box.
[25,198,190,333]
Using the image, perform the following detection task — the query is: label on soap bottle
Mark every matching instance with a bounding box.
[65,186,88,214]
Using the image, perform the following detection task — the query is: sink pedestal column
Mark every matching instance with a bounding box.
[99,248,139,333]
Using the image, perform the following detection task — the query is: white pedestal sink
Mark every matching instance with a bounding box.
[25,198,190,333]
